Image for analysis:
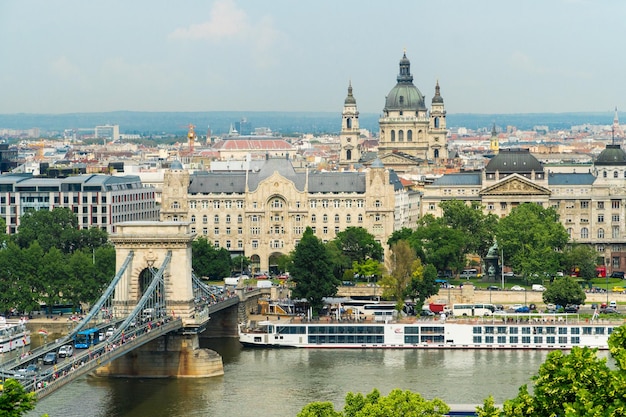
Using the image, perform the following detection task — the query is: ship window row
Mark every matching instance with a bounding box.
[472,336,581,345]
[404,335,445,344]
[308,335,384,344]
[307,326,384,335]
[472,326,606,335]
[274,326,306,335]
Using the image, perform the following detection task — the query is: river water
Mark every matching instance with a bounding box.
[27,337,554,417]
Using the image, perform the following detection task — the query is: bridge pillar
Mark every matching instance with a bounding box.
[94,333,223,378]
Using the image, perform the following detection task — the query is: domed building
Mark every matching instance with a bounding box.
[422,142,626,274]
[375,52,448,173]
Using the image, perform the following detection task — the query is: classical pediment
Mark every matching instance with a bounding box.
[480,174,551,196]
[377,152,423,165]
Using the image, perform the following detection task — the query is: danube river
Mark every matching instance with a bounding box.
[27,337,558,417]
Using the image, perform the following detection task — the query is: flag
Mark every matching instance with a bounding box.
[38,329,48,336]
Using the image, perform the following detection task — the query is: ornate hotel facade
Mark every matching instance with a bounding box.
[160,158,420,274]
[422,145,626,273]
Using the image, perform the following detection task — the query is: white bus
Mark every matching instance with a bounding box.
[452,303,495,317]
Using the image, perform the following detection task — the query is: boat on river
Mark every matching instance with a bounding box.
[239,313,620,350]
[0,317,30,353]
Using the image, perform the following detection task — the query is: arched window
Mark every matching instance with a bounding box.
[346,214,351,223]
[346,149,352,160]
[603,171,608,178]
[434,117,440,128]
[202,215,208,224]
[334,214,340,223]
[567,227,572,238]
[407,130,412,141]
[615,171,619,178]
[398,130,404,141]
[598,228,605,239]
[434,149,440,158]
[346,117,352,129]
[171,201,179,209]
[391,130,395,142]
[358,214,363,223]
[191,215,196,223]
[581,227,589,239]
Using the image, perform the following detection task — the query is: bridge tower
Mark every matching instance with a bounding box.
[110,221,196,323]
[98,221,223,378]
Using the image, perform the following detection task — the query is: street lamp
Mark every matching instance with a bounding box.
[501,249,505,290]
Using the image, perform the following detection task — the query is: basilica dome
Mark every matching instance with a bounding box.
[384,53,426,112]
[485,148,543,174]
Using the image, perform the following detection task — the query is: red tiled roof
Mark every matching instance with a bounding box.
[212,139,293,151]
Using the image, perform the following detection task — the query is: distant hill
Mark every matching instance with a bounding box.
[0,111,616,136]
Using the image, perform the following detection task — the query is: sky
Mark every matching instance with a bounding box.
[1,0,625,115]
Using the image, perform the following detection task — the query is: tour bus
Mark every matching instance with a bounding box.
[451,303,495,317]
[362,303,398,321]
[74,328,101,349]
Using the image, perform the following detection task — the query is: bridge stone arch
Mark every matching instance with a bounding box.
[110,221,196,324]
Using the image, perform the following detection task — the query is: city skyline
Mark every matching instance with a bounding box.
[2,0,625,115]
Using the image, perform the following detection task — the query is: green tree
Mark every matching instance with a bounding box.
[380,240,416,308]
[476,396,501,417]
[328,227,384,279]
[39,247,70,313]
[405,262,439,312]
[542,276,586,308]
[352,258,385,283]
[561,244,599,282]
[231,255,250,274]
[290,227,338,314]
[192,237,232,279]
[439,200,499,259]
[0,379,38,416]
[496,203,569,278]
[412,216,466,274]
[298,388,450,417]
[14,208,79,253]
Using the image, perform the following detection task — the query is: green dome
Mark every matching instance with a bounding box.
[384,52,426,112]
[595,144,626,166]
[485,148,543,174]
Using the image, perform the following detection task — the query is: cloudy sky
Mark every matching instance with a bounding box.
[1,0,624,115]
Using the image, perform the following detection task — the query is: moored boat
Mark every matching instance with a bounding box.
[0,317,31,353]
[239,313,620,350]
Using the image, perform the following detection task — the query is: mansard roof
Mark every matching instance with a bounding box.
[547,172,596,186]
[431,172,482,186]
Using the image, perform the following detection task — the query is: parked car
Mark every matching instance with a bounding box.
[532,284,546,292]
[564,305,579,313]
[503,272,515,278]
[58,345,74,358]
[510,285,525,291]
[611,271,625,279]
[420,309,435,317]
[612,286,625,293]
[43,351,57,365]
[515,306,530,313]
[105,327,116,338]
[600,307,620,314]
[487,285,501,291]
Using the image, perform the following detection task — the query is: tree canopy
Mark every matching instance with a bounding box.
[0,379,39,417]
[542,276,586,308]
[192,237,232,279]
[328,227,383,280]
[290,227,339,314]
[439,200,499,259]
[496,203,569,278]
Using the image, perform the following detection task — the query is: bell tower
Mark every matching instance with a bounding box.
[339,82,361,169]
[428,80,448,160]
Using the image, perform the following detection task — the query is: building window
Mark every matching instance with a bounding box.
[375,214,381,221]
[323,214,328,223]
[214,227,219,235]
[598,215,604,223]
[311,214,316,223]
[202,200,208,209]
[323,227,328,234]
[334,214,340,223]
[253,202,258,209]
[226,240,231,249]
[252,240,259,249]
[487,203,494,210]
[237,214,242,224]
[428,203,435,211]
[334,200,340,208]
[615,171,619,178]
[357,200,364,208]
[580,201,589,209]
[375,200,382,208]
[202,215,208,224]
[322,200,329,208]
[407,130,413,141]
[346,200,352,208]
[598,228,605,239]
[191,215,196,223]
[612,200,621,209]
[567,228,572,238]
[226,214,231,224]
[189,201,197,209]
[202,228,208,236]
[237,200,243,209]
[272,198,283,208]
[226,227,231,235]
[358,214,363,223]
[238,240,243,249]
[500,202,507,210]
[391,130,395,142]
[251,215,259,222]
[295,215,301,222]
[613,257,620,268]
[613,226,620,239]
[581,228,589,239]
[214,215,220,224]
[310,200,317,209]
[237,227,242,235]
[613,214,620,222]
[346,214,351,223]
[225,200,232,209]
[598,201,605,209]
[213,201,220,209]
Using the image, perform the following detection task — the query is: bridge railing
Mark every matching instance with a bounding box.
[32,317,183,399]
